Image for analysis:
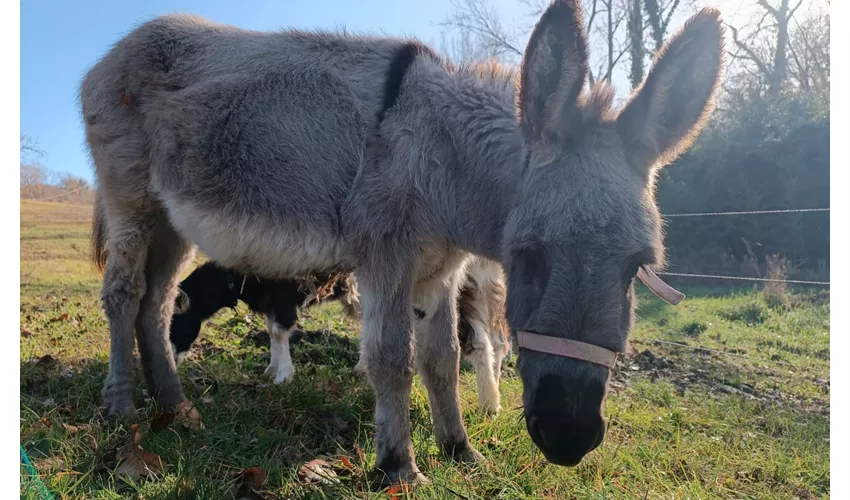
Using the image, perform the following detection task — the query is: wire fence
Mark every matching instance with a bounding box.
[657,207,829,287]
[656,272,829,286]
[32,184,89,201]
[664,207,829,218]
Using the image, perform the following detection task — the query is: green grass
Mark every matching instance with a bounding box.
[20,200,830,499]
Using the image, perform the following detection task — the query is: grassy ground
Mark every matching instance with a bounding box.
[20,199,830,499]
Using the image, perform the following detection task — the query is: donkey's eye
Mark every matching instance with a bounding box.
[625,261,641,286]
[511,247,550,287]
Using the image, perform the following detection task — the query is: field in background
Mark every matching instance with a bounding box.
[21,200,830,499]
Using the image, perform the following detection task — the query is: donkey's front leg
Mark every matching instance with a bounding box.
[357,268,426,486]
[415,280,485,462]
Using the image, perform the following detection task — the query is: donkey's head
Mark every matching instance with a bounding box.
[503,0,724,466]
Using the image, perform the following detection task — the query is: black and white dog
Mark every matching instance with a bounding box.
[169,261,359,383]
[170,258,510,413]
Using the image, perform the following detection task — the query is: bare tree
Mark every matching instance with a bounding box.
[787,9,829,93]
[21,134,46,188]
[439,30,488,63]
[20,133,95,204]
[20,164,47,187]
[596,0,629,82]
[438,0,618,83]
[728,0,806,96]
[627,0,644,88]
[438,0,524,63]
[20,134,44,161]
[644,0,688,51]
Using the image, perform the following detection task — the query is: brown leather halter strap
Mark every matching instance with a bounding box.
[517,331,619,368]
[516,267,685,369]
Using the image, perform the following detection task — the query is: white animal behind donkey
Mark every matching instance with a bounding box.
[170,257,511,414]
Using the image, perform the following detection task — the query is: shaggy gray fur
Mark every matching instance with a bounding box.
[83,0,724,484]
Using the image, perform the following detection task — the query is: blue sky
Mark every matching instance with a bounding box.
[21,0,525,182]
[21,0,772,183]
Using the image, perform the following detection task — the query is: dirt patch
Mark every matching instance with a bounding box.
[612,343,829,415]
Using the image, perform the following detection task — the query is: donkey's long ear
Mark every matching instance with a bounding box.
[518,0,588,142]
[616,8,725,177]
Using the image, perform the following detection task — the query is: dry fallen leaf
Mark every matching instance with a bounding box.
[55,470,82,478]
[115,424,165,480]
[31,417,53,432]
[61,423,92,435]
[483,436,501,449]
[229,467,267,499]
[385,483,411,496]
[150,410,175,433]
[175,400,204,430]
[50,313,69,323]
[353,443,366,463]
[297,459,339,485]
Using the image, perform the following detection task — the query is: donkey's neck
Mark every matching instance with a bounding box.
[433,68,525,262]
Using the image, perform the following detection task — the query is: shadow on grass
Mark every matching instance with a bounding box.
[619,340,830,415]
[21,331,383,496]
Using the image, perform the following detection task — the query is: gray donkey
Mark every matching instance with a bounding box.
[83,0,724,485]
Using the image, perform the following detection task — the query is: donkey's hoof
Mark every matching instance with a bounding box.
[440,440,485,463]
[369,467,429,490]
[103,390,137,419]
[104,401,138,420]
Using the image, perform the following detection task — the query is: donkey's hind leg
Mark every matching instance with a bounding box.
[414,275,485,463]
[100,212,156,417]
[135,220,197,413]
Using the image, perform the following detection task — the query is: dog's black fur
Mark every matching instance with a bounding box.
[169,261,354,361]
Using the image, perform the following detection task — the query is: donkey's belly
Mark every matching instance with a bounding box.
[162,194,348,277]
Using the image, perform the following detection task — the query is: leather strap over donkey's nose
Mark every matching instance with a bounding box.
[517,331,619,368]
[516,267,685,368]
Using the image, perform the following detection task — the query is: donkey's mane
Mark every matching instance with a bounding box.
[453,59,518,91]
[580,82,618,123]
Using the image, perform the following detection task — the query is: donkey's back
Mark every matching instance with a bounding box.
[81,14,406,128]
[82,14,436,278]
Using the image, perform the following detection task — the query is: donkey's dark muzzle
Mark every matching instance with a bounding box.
[524,374,606,466]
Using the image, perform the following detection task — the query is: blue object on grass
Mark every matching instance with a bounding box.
[21,444,54,500]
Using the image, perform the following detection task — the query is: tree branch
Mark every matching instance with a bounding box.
[787,0,805,21]
[756,0,779,18]
[586,0,600,38]
[438,0,524,59]
[662,0,682,32]
[727,23,771,77]
[20,134,44,158]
